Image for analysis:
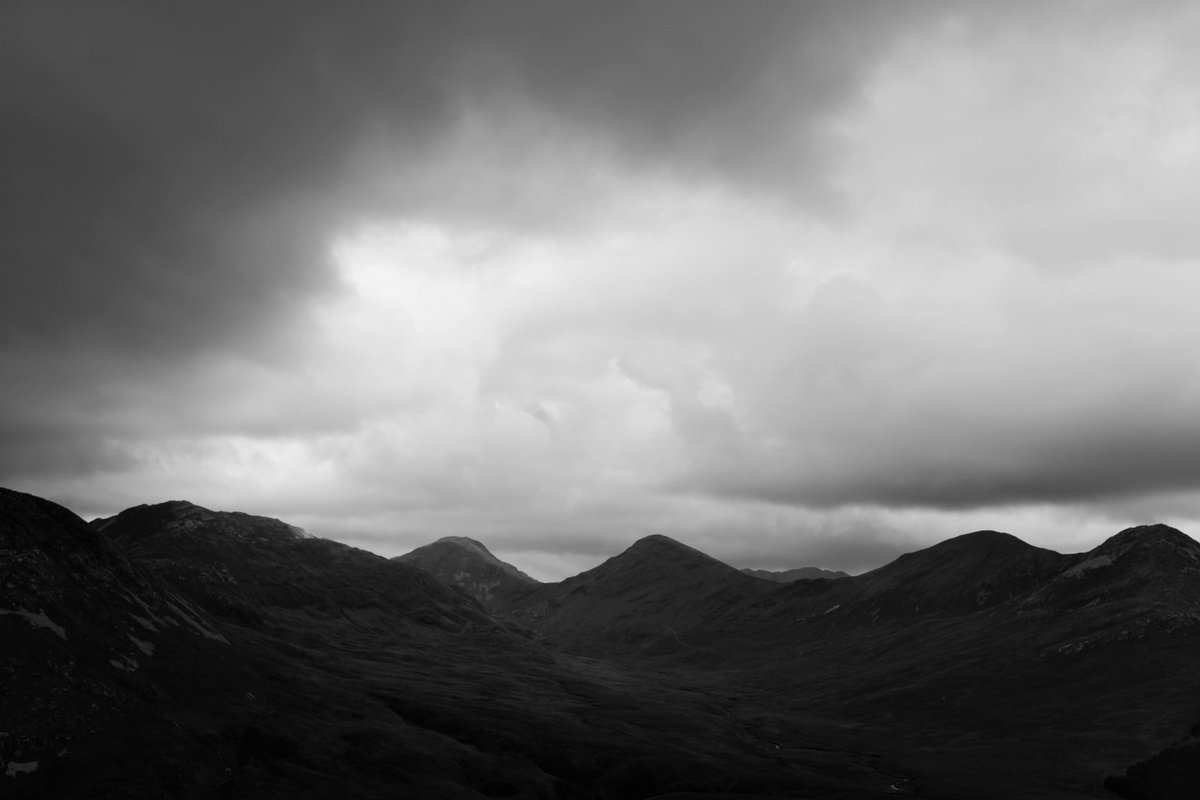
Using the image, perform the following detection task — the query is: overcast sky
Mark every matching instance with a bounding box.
[5,1,1200,580]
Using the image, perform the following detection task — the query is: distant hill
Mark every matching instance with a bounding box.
[822,529,1069,619]
[501,534,776,654]
[394,536,537,609]
[741,565,848,582]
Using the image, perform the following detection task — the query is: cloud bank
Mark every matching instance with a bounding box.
[4,1,1200,578]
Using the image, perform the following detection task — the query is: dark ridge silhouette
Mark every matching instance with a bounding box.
[741,565,848,582]
[843,529,1069,616]
[11,491,911,799]
[92,499,487,629]
[8,488,1200,799]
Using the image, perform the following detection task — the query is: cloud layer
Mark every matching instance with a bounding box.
[4,2,1200,578]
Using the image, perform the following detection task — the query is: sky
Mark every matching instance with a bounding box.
[4,1,1200,581]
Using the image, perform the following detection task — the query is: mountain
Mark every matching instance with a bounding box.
[822,529,1069,620]
[495,526,1200,797]
[10,488,1200,799]
[0,489,250,797]
[92,500,490,631]
[6,491,915,799]
[394,536,538,609]
[1013,523,1200,653]
[723,527,1200,798]
[501,534,777,654]
[741,566,849,582]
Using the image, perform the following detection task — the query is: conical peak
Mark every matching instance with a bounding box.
[606,535,737,574]
[402,536,538,584]
[620,534,714,561]
[627,533,693,551]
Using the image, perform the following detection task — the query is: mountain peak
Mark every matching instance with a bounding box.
[881,530,1045,574]
[1092,523,1200,564]
[93,501,311,551]
[580,535,742,584]
[395,536,537,607]
[936,529,1030,551]
[435,535,499,559]
[414,536,536,582]
[623,534,707,558]
[854,529,1065,615]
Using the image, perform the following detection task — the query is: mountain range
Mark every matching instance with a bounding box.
[741,566,849,582]
[4,485,1199,799]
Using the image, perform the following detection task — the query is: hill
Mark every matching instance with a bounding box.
[501,534,777,654]
[92,500,486,630]
[394,536,538,609]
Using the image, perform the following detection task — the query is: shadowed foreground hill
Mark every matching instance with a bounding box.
[0,488,242,794]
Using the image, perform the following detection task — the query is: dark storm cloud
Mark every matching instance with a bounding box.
[446,1,917,200]
[1,0,928,484]
[4,0,935,345]
[0,1,455,353]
